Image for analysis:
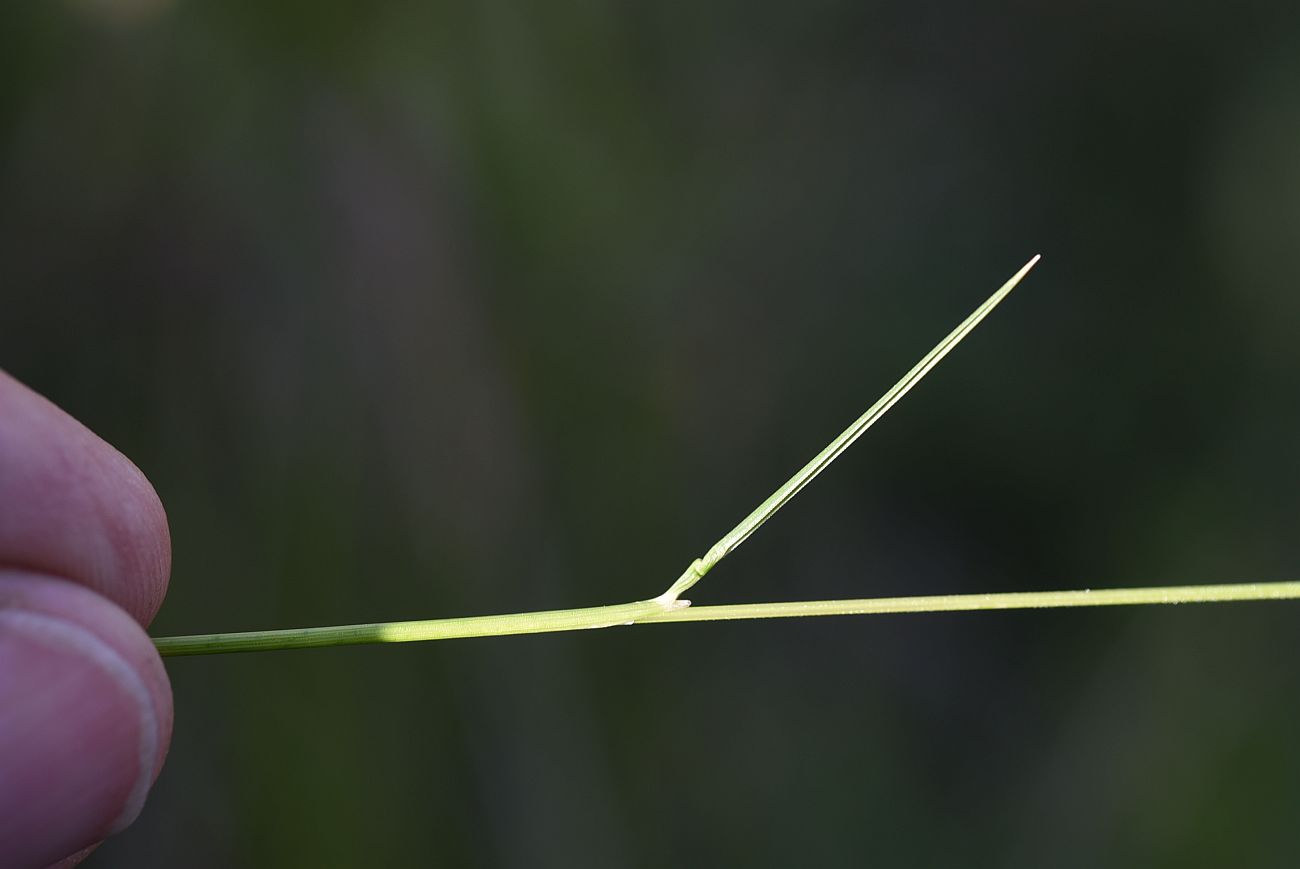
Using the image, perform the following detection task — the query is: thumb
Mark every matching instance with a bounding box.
[0,572,172,869]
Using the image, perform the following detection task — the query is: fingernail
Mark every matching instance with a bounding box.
[0,609,160,867]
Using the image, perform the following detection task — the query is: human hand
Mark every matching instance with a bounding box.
[0,371,172,868]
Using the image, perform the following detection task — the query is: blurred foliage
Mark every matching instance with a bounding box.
[3,1,1300,866]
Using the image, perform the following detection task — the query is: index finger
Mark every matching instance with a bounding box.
[0,370,170,625]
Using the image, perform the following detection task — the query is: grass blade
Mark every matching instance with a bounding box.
[659,255,1041,602]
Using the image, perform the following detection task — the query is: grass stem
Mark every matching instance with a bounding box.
[155,581,1300,656]
[152,257,1293,659]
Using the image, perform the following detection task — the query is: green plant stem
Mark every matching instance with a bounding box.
[156,257,1296,660]
[154,599,668,657]
[154,581,1300,657]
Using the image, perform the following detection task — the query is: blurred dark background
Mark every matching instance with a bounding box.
[4,1,1300,866]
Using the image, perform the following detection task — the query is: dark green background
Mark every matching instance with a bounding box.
[3,1,1299,866]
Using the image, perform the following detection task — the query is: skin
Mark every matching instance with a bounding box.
[0,370,172,869]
